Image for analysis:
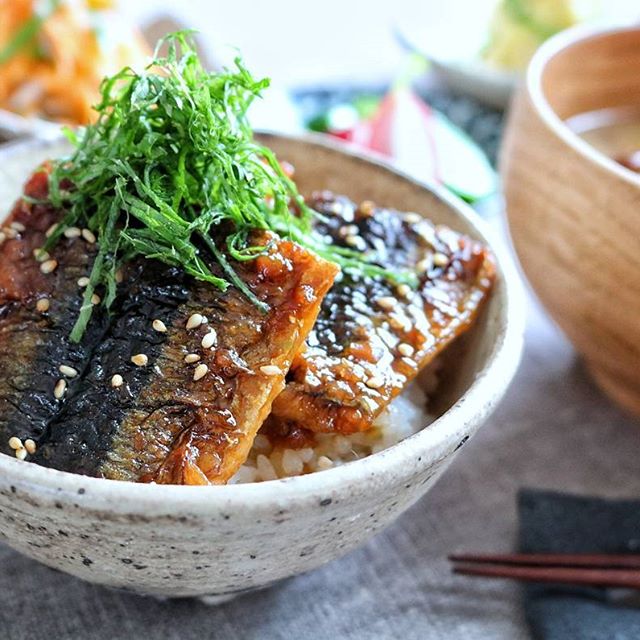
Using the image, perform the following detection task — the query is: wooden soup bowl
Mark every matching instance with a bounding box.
[501,25,640,416]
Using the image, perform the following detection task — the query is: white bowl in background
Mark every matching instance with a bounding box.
[395,0,517,109]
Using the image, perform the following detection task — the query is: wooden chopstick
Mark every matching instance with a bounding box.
[449,553,640,569]
[449,553,640,589]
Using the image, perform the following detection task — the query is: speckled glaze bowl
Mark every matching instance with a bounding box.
[0,134,523,599]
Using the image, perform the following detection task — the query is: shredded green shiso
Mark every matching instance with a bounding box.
[43,31,415,342]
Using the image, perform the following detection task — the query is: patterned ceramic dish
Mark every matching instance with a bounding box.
[0,133,523,599]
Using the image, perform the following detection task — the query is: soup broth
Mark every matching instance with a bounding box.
[566,106,640,171]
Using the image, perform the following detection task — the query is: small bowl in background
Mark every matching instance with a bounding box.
[501,24,640,416]
[395,0,516,109]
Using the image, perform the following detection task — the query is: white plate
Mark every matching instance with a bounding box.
[395,0,519,109]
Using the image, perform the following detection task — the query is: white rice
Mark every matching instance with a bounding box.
[229,363,439,484]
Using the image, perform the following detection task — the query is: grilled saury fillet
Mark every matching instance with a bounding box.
[0,169,110,453]
[268,192,495,435]
[0,171,338,484]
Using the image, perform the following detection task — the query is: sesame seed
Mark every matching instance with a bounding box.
[401,356,417,368]
[398,343,415,357]
[36,298,50,313]
[59,365,78,378]
[3,227,17,239]
[201,316,208,324]
[416,258,430,274]
[184,353,201,364]
[45,223,58,238]
[10,221,25,232]
[365,376,385,389]
[260,365,281,376]
[396,284,412,299]
[77,276,90,288]
[359,396,378,414]
[404,212,422,224]
[81,228,96,244]
[201,330,217,349]
[54,378,67,399]
[193,363,208,381]
[416,225,437,247]
[359,200,375,217]
[115,269,124,284]
[15,447,27,461]
[152,319,167,333]
[339,224,358,238]
[289,315,297,324]
[40,259,58,274]
[91,294,101,305]
[24,439,36,455]
[0,232,6,245]
[63,226,82,238]
[33,248,49,262]
[327,201,344,215]
[345,234,364,249]
[389,316,410,332]
[376,296,397,312]
[186,313,204,330]
[111,374,124,388]
[433,252,449,267]
[8,437,22,450]
[131,354,148,367]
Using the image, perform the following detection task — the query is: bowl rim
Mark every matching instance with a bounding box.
[526,22,640,186]
[0,132,525,513]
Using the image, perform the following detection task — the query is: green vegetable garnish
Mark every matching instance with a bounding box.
[45,31,415,342]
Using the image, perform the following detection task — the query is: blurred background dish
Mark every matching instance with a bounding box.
[0,1,500,205]
[395,0,517,109]
[0,6,303,144]
[501,24,640,416]
[396,0,638,108]
[0,0,149,125]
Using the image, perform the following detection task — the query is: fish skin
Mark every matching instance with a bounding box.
[32,261,191,478]
[0,170,108,454]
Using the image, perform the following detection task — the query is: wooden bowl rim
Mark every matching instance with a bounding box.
[526,23,640,186]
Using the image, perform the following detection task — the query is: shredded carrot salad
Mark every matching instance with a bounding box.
[0,0,149,124]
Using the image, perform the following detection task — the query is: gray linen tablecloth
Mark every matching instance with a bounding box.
[1,276,639,639]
